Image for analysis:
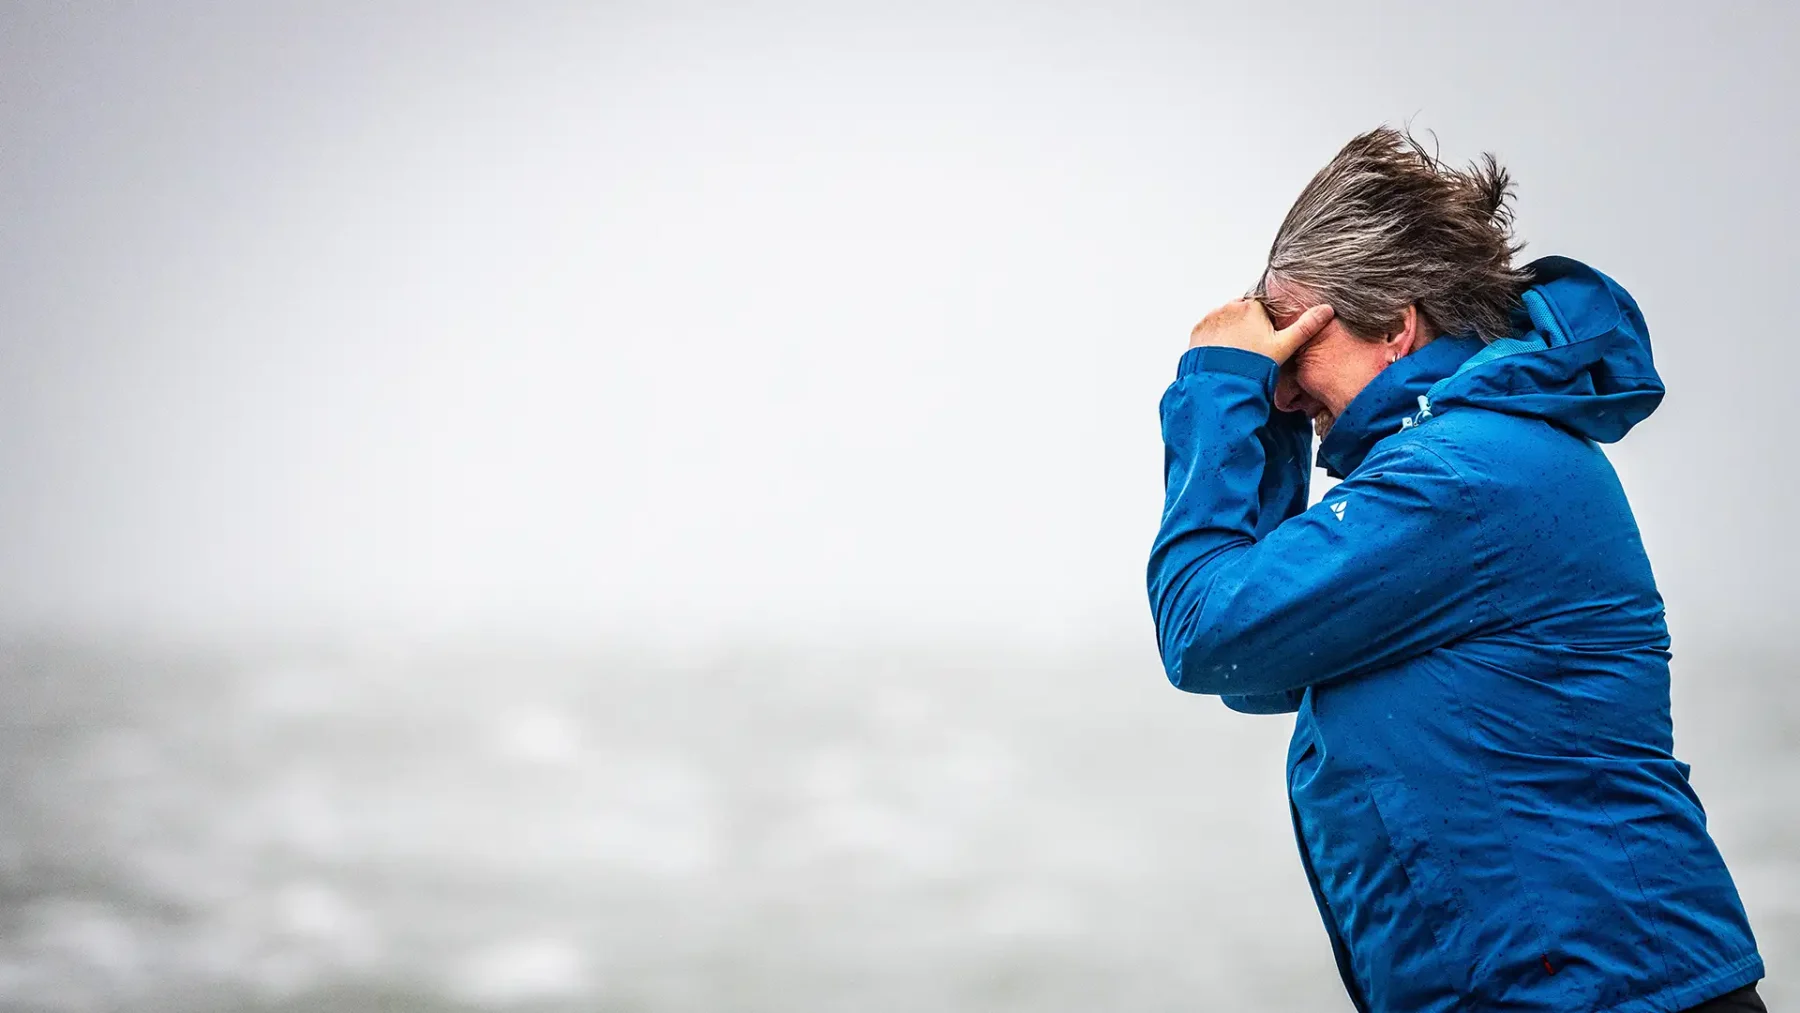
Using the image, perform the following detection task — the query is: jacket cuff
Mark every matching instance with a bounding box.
[1175,346,1279,396]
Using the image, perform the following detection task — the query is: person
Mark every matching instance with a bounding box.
[1145,128,1766,1012]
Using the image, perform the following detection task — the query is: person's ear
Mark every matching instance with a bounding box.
[1383,305,1426,362]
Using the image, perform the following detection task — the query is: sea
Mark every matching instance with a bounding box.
[0,635,1790,1011]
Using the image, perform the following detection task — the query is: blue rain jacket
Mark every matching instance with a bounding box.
[1148,257,1762,1012]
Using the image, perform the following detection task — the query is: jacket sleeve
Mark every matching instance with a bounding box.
[1231,355,1312,713]
[1147,346,1497,699]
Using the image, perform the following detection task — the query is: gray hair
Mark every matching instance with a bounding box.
[1253,127,1533,343]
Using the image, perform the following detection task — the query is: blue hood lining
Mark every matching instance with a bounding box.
[1422,289,1567,407]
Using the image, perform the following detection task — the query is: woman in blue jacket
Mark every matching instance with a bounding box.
[1147,128,1765,1012]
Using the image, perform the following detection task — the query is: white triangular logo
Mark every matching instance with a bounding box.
[1329,500,1347,521]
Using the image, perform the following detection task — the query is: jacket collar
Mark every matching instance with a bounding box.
[1316,334,1485,478]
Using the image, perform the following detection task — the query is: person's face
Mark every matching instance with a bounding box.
[1265,278,1413,439]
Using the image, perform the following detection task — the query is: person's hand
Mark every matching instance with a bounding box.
[1188,299,1335,366]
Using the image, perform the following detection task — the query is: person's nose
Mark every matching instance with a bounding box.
[1273,368,1303,413]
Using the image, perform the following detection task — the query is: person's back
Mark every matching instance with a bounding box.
[1293,321,1755,1010]
[1146,130,1764,1012]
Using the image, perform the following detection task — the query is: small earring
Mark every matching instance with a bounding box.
[1387,351,1397,364]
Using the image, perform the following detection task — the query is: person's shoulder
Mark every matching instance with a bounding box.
[1345,429,1468,493]
[1387,406,1614,496]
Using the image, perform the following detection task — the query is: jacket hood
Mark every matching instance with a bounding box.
[1317,256,1664,478]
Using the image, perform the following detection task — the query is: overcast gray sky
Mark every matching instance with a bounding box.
[2,1,1795,651]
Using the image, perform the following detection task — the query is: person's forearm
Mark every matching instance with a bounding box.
[1253,404,1313,536]
[1147,346,1287,683]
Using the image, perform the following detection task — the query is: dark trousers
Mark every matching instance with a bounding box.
[1683,983,1767,1013]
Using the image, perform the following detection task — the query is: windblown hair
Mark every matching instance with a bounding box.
[1254,127,1532,343]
